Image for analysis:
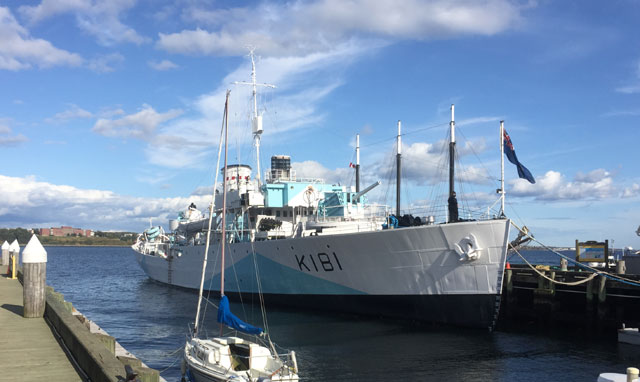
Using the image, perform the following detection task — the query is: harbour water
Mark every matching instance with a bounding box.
[45,246,639,381]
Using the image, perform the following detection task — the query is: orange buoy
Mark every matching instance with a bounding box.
[506,262,511,269]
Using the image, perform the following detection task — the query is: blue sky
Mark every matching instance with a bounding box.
[0,0,639,248]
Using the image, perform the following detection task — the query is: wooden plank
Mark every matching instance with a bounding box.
[0,276,82,382]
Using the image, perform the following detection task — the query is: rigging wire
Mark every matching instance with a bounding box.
[361,122,448,148]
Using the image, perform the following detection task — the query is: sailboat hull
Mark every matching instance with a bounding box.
[135,219,510,329]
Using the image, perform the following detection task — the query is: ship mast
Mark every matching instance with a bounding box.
[448,104,457,223]
[356,134,360,193]
[233,49,276,186]
[396,120,402,217]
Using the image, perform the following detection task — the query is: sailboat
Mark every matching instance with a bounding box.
[132,52,513,330]
[182,91,299,382]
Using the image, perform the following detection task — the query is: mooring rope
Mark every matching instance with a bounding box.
[158,350,184,374]
[510,221,640,287]
[509,244,597,286]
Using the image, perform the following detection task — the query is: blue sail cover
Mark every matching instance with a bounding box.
[217,295,264,335]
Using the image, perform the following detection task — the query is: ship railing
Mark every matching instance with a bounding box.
[315,203,389,222]
[266,168,324,184]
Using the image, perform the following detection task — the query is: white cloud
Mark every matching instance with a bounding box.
[158,0,523,57]
[292,160,353,185]
[0,6,83,70]
[622,184,640,198]
[45,104,93,123]
[19,0,147,46]
[148,59,179,71]
[509,169,616,201]
[92,104,183,140]
[0,121,27,146]
[457,116,503,127]
[87,53,125,73]
[132,44,366,169]
[369,140,490,186]
[0,174,209,231]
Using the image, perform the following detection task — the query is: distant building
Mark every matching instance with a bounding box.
[39,226,92,237]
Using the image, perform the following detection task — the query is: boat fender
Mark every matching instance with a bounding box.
[213,348,220,364]
[454,233,483,261]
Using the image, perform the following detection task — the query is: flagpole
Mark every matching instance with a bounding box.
[500,120,505,217]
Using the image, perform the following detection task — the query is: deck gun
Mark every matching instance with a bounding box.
[353,181,381,202]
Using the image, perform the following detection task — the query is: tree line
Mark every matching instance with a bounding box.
[0,228,137,246]
[0,228,32,244]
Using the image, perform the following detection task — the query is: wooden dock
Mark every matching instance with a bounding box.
[501,264,640,331]
[0,274,83,381]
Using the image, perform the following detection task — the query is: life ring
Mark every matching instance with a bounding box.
[454,233,483,261]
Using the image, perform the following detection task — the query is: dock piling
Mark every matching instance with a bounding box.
[1,240,8,266]
[8,239,20,279]
[10,238,20,264]
[22,235,47,318]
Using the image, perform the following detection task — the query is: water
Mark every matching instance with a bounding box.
[44,246,639,381]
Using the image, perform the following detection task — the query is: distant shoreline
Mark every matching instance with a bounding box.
[41,244,133,247]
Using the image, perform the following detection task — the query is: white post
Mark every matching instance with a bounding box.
[1,240,8,266]
[500,120,505,217]
[9,239,20,273]
[22,235,47,318]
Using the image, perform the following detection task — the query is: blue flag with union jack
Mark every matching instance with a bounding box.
[503,129,535,184]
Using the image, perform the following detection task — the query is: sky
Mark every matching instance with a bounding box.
[0,0,639,248]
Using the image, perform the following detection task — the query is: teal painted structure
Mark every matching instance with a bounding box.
[262,180,367,218]
[205,252,365,295]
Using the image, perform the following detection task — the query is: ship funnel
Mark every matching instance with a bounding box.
[222,164,252,193]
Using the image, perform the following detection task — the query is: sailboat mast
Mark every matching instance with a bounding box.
[221,94,229,298]
[396,120,401,217]
[448,104,456,223]
[193,90,229,337]
[500,120,505,216]
[356,134,360,193]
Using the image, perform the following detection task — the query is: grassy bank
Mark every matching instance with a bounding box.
[37,235,135,247]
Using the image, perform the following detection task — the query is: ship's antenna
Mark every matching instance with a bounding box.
[233,48,276,186]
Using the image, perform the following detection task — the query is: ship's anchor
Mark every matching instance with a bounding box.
[454,233,483,261]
